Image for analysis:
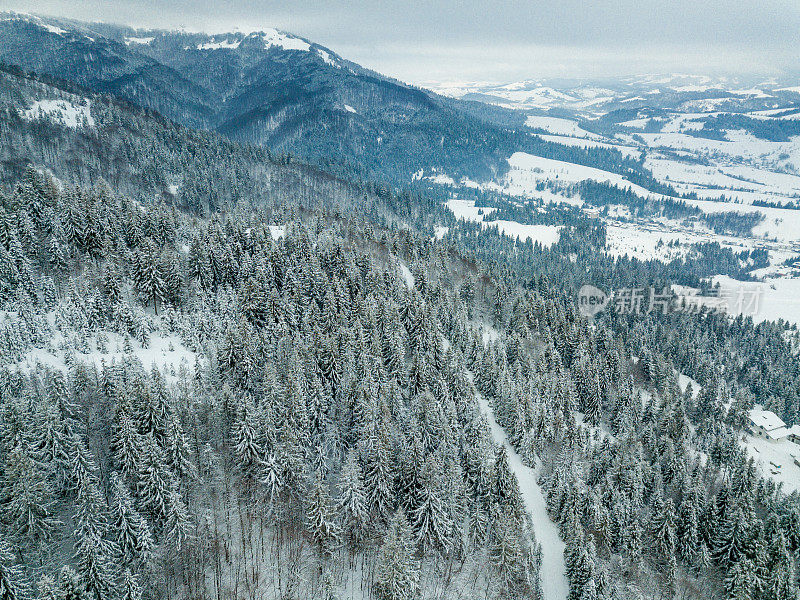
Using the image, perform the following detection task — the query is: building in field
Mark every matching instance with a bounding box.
[748,409,790,442]
[787,425,800,446]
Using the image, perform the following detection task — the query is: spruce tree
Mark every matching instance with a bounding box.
[725,557,756,600]
[362,434,393,527]
[1,441,60,550]
[109,474,153,566]
[374,510,419,600]
[650,492,676,560]
[0,539,25,600]
[305,474,341,557]
[335,450,368,553]
[120,570,142,600]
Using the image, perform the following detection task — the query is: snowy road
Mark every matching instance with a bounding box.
[474,389,569,600]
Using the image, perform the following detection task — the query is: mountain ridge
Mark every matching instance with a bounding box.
[0,11,536,184]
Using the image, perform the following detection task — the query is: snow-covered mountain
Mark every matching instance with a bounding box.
[430,73,800,116]
[0,11,531,184]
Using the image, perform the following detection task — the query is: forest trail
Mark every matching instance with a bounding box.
[473,385,569,600]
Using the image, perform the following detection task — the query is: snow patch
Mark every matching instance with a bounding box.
[197,38,240,50]
[260,29,310,51]
[445,199,561,247]
[741,433,800,494]
[397,260,414,289]
[125,36,154,45]
[525,115,601,139]
[41,23,66,35]
[268,225,285,241]
[23,99,95,129]
[317,48,339,67]
[429,173,457,186]
[18,332,195,384]
[677,373,701,398]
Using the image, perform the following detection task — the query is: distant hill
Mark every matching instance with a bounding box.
[0,12,537,185]
[0,62,446,225]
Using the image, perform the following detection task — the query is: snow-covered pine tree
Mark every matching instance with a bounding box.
[410,454,454,555]
[305,473,341,557]
[109,474,153,566]
[649,491,677,560]
[120,570,142,600]
[0,539,26,600]
[136,434,172,525]
[73,474,119,600]
[374,510,419,600]
[362,433,394,528]
[0,440,60,551]
[335,449,368,553]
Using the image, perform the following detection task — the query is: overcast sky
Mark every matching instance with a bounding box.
[2,0,798,84]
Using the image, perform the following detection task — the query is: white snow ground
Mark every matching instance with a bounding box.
[445,199,562,247]
[17,331,195,383]
[23,99,95,129]
[710,275,800,325]
[525,115,602,139]
[741,433,800,494]
[397,259,415,289]
[268,225,285,241]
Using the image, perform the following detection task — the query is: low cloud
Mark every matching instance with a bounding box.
[2,0,797,83]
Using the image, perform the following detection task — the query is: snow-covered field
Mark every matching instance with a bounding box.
[538,134,642,158]
[525,115,601,138]
[493,152,800,244]
[17,330,196,382]
[22,98,95,129]
[445,199,562,246]
[438,154,800,323]
[605,224,690,262]
[741,433,800,494]
[504,152,651,195]
[711,275,800,325]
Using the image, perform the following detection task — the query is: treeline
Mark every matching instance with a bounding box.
[703,211,765,237]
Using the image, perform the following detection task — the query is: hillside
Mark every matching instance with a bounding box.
[1,10,800,600]
[0,12,665,188]
[0,62,450,226]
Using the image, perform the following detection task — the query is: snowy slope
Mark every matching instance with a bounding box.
[16,330,195,383]
[741,433,800,494]
[23,98,94,129]
[710,275,800,325]
[538,134,641,159]
[397,259,415,289]
[525,115,602,139]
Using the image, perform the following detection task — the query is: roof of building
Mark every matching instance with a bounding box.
[766,426,790,440]
[749,409,786,432]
